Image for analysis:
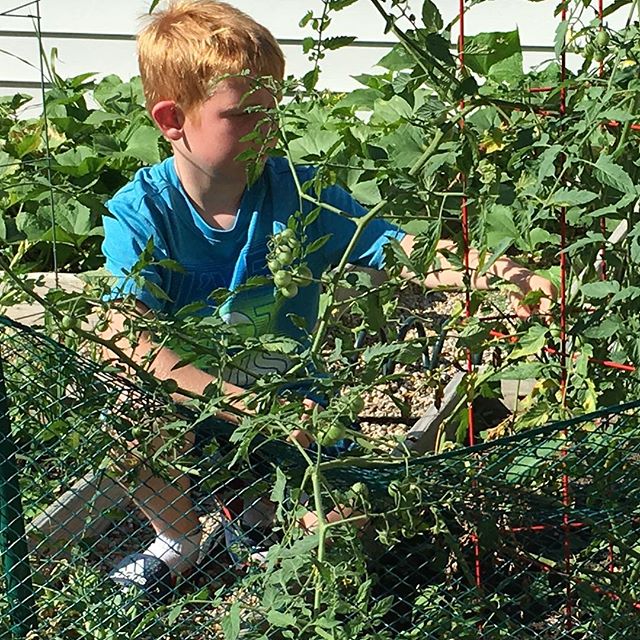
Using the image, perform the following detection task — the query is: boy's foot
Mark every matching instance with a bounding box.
[109,553,175,604]
[108,531,224,603]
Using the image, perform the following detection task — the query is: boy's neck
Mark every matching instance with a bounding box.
[174,155,246,231]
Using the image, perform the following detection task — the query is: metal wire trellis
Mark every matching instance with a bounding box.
[3,317,640,638]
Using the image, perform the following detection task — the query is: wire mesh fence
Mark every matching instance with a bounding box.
[2,316,640,639]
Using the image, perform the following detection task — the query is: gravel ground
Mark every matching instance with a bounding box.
[331,283,467,446]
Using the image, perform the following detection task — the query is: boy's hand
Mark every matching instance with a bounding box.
[508,273,557,320]
[290,428,314,448]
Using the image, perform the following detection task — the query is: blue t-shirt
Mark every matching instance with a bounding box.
[102,156,404,384]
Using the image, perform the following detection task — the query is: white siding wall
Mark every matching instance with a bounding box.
[0,0,623,102]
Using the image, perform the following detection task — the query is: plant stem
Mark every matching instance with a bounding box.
[612,95,638,160]
[312,468,327,613]
[310,127,445,355]
[367,0,459,91]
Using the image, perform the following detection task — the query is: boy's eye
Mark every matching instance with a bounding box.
[225,110,255,119]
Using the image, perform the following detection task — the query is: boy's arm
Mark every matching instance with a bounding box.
[101,300,248,422]
[101,300,316,443]
[399,234,556,318]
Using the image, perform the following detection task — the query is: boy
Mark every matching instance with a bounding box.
[101,0,554,600]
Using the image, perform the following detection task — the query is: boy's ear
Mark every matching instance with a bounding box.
[151,101,185,141]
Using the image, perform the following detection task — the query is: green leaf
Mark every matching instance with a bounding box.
[62,201,94,237]
[595,154,635,193]
[322,36,357,51]
[350,180,381,206]
[579,281,620,299]
[335,88,383,110]
[12,125,43,158]
[422,0,443,32]
[266,610,297,628]
[599,108,637,122]
[93,133,121,155]
[536,145,563,187]
[554,20,569,58]
[0,151,19,178]
[278,534,319,558]
[314,628,336,640]
[376,45,414,71]
[329,0,359,8]
[529,227,555,248]
[299,10,313,28]
[508,324,548,359]
[583,316,621,339]
[372,96,412,124]
[221,601,241,640]
[270,467,287,504]
[85,110,125,126]
[464,30,523,82]
[610,285,640,305]
[480,238,513,275]
[421,151,455,177]
[288,130,341,161]
[53,146,105,177]
[124,125,161,164]
[378,124,426,169]
[302,67,320,91]
[307,234,332,255]
[492,362,546,380]
[302,37,315,54]
[486,205,518,245]
[547,189,598,206]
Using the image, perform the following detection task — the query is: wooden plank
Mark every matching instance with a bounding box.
[391,371,466,457]
[0,272,98,327]
[28,471,129,548]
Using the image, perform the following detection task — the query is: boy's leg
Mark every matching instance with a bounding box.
[112,430,203,583]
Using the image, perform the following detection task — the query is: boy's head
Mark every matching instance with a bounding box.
[137,0,285,117]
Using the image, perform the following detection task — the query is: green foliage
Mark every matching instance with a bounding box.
[277,0,640,418]
[0,73,168,271]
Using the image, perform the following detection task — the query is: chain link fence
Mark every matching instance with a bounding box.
[1,316,640,639]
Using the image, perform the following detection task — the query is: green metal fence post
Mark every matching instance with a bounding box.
[0,355,36,637]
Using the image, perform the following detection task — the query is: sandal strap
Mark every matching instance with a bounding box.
[109,553,175,603]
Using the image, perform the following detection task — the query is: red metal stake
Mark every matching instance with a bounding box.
[458,0,482,598]
[560,4,573,631]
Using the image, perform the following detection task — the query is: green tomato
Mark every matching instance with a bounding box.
[274,270,293,288]
[317,422,347,446]
[95,319,109,333]
[594,49,606,63]
[583,42,594,58]
[279,228,296,242]
[351,482,369,499]
[277,249,293,266]
[60,314,75,330]
[131,425,145,441]
[163,379,179,394]
[596,30,610,48]
[293,265,313,286]
[267,259,282,273]
[280,283,299,299]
